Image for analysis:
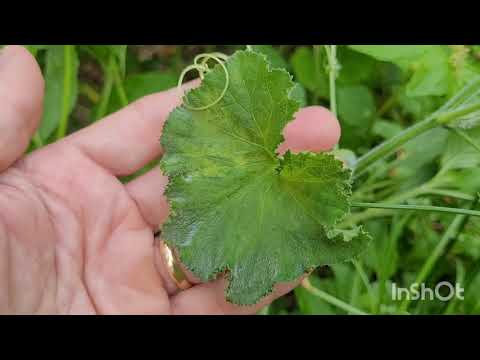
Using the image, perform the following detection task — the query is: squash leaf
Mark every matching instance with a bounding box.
[160,50,370,305]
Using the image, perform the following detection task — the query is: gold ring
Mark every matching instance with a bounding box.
[157,240,192,291]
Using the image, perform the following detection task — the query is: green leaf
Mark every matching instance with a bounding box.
[290,46,329,98]
[405,46,450,97]
[249,45,288,70]
[349,45,452,98]
[337,85,376,150]
[336,46,378,86]
[108,45,128,77]
[23,45,49,56]
[82,45,127,76]
[348,45,435,69]
[160,50,370,305]
[108,70,178,114]
[39,45,79,141]
[372,119,404,139]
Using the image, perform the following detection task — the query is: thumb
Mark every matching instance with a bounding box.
[0,45,44,172]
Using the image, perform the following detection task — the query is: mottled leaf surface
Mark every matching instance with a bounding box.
[160,50,369,305]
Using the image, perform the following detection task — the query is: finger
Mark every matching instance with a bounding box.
[0,45,44,172]
[126,168,170,230]
[277,106,340,155]
[65,80,200,176]
[170,275,308,315]
[126,105,341,231]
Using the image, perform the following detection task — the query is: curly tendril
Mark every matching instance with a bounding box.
[177,52,230,111]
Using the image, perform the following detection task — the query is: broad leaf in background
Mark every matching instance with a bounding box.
[349,45,451,98]
[336,46,378,86]
[39,45,79,141]
[290,46,329,99]
[393,127,449,189]
[160,50,369,305]
[337,85,376,150]
[108,71,178,114]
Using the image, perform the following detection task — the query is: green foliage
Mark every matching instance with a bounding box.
[22,44,480,314]
[39,45,79,141]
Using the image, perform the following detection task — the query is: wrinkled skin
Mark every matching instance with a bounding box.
[0,46,341,314]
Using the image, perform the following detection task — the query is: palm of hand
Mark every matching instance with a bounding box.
[0,46,340,314]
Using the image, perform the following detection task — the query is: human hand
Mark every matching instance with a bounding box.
[0,45,341,314]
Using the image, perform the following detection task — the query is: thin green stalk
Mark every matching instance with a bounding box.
[399,196,478,312]
[351,202,480,218]
[342,186,426,227]
[421,189,476,202]
[353,115,439,177]
[448,127,480,154]
[112,59,129,107]
[302,279,368,315]
[444,260,465,315]
[56,45,75,140]
[352,260,376,313]
[313,45,322,104]
[437,102,480,125]
[324,45,338,119]
[399,215,466,312]
[354,85,480,177]
[348,272,362,314]
[94,55,115,121]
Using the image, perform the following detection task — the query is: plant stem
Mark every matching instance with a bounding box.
[351,202,480,218]
[352,260,376,313]
[94,55,115,121]
[444,260,465,315]
[302,278,368,315]
[56,45,75,140]
[324,45,338,119]
[421,189,476,202]
[112,59,129,107]
[342,186,426,227]
[437,102,480,125]
[399,214,471,312]
[448,127,480,154]
[353,115,439,177]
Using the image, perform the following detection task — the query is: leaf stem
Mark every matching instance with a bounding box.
[324,45,338,119]
[112,59,129,108]
[351,201,480,218]
[437,102,480,125]
[352,260,376,313]
[94,55,115,121]
[302,278,368,315]
[421,189,476,202]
